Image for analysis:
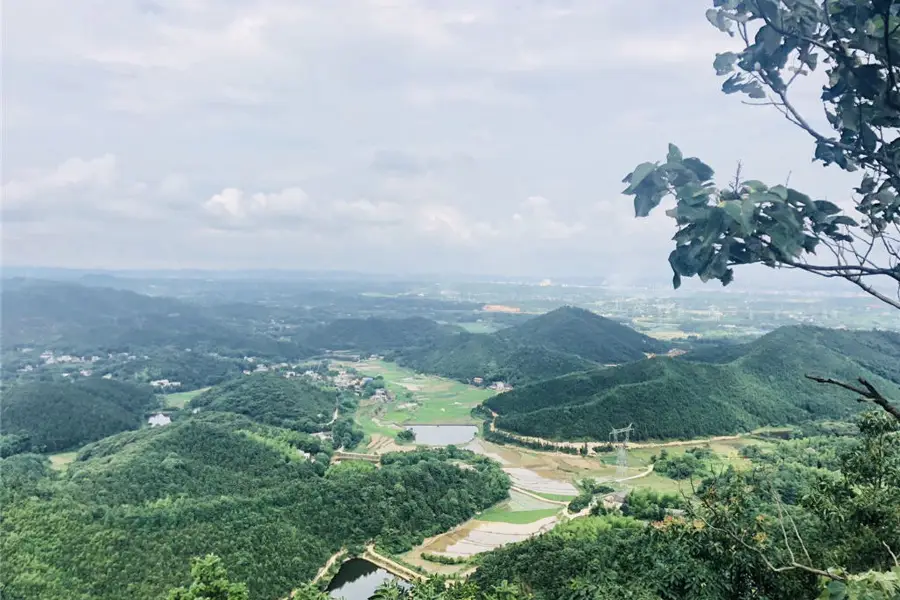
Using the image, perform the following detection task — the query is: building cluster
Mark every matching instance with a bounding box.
[150,379,182,390]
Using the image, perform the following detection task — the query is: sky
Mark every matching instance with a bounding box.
[1,0,862,283]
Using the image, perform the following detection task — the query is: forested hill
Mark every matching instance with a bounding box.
[497,306,668,363]
[388,306,662,385]
[0,415,509,600]
[1,279,313,358]
[391,333,596,386]
[686,325,900,383]
[0,379,158,454]
[302,316,456,353]
[189,374,338,432]
[486,326,900,441]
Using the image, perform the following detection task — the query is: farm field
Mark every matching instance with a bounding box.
[48,451,78,471]
[344,359,492,425]
[161,387,210,409]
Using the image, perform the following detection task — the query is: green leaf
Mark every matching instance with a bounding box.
[666,143,683,163]
[720,200,743,226]
[742,80,767,99]
[682,157,715,181]
[769,184,789,200]
[713,52,738,75]
[742,180,769,193]
[625,162,657,191]
[814,200,842,215]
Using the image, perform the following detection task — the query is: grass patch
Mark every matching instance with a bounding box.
[533,491,577,502]
[346,360,492,425]
[161,387,210,409]
[48,451,78,471]
[477,507,560,524]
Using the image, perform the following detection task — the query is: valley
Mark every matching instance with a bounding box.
[1,276,898,600]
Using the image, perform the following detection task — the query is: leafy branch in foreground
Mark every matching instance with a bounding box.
[622,0,900,309]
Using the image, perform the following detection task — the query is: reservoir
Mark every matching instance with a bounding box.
[327,558,396,599]
[409,424,478,446]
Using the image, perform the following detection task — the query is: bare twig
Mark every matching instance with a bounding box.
[805,375,900,422]
[884,542,900,568]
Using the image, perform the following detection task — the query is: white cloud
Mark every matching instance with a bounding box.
[2,154,116,203]
[2,0,858,279]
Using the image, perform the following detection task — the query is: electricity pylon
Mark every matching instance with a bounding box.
[609,424,634,480]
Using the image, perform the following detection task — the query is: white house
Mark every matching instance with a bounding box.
[148,413,172,427]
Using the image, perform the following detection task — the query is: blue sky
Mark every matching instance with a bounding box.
[2,0,859,282]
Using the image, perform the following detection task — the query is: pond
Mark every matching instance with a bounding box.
[326,558,397,599]
[409,424,478,446]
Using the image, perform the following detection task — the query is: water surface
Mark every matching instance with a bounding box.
[409,425,478,446]
[327,558,395,599]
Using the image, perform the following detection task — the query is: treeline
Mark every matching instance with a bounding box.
[481,422,580,455]
[0,379,158,454]
[0,417,510,600]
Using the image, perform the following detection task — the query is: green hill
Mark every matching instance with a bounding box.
[392,332,596,386]
[487,326,900,441]
[302,316,455,353]
[0,416,508,600]
[388,306,661,385]
[498,306,668,363]
[0,379,158,453]
[188,374,338,432]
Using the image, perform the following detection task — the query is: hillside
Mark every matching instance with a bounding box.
[388,306,660,385]
[498,306,668,363]
[0,417,508,600]
[1,279,312,359]
[302,316,455,353]
[487,326,900,441]
[0,379,158,454]
[189,374,338,432]
[392,332,596,386]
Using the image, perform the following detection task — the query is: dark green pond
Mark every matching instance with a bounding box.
[326,558,396,599]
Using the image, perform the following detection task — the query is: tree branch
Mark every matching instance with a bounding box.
[805,375,900,421]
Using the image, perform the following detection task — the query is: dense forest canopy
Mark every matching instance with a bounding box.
[0,378,159,454]
[0,417,509,600]
[188,374,339,432]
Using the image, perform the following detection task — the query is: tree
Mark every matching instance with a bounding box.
[622,0,899,310]
[623,0,900,421]
[622,2,900,597]
[166,555,249,600]
[397,428,416,443]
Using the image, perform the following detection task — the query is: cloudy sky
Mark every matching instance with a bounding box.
[2,0,858,280]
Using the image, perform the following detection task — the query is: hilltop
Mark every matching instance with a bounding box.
[487,326,900,441]
[389,306,663,385]
[498,306,668,363]
[0,379,158,454]
[188,373,339,432]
